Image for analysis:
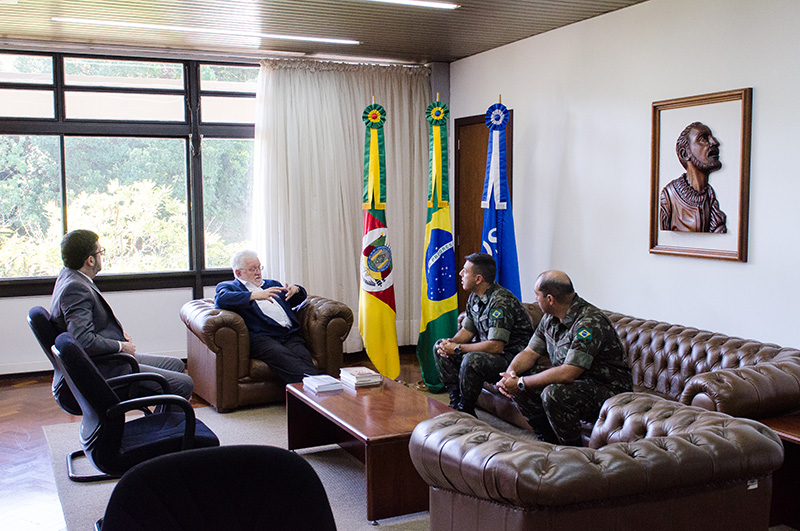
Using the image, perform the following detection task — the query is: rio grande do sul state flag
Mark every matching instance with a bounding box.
[416,101,458,392]
[358,103,400,379]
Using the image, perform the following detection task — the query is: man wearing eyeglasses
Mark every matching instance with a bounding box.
[214,249,317,384]
[49,229,193,399]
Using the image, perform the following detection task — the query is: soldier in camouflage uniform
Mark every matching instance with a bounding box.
[435,253,533,416]
[497,270,632,446]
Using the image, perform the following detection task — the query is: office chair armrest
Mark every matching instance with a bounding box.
[93,352,140,373]
[107,395,198,450]
[105,372,171,394]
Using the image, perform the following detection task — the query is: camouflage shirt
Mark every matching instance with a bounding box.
[463,283,534,356]
[528,295,632,394]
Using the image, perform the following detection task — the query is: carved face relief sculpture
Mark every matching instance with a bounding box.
[659,122,727,233]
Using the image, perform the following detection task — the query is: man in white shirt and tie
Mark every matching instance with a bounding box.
[214,250,317,383]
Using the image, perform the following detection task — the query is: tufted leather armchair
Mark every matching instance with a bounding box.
[410,392,784,531]
[180,296,353,412]
[474,307,800,434]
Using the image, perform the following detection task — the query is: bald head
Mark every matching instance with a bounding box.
[535,270,575,304]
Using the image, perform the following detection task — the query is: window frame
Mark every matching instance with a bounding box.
[0,50,257,298]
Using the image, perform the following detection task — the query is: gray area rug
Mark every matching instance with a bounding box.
[43,390,534,531]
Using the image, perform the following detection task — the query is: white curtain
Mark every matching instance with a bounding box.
[252,59,431,352]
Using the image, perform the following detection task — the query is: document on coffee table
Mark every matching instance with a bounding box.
[302,374,343,393]
[340,366,382,387]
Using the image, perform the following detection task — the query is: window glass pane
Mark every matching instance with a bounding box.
[0,135,62,279]
[65,92,185,121]
[0,89,54,118]
[202,138,254,268]
[64,137,189,273]
[64,57,183,89]
[200,64,258,93]
[201,95,255,124]
[0,53,53,84]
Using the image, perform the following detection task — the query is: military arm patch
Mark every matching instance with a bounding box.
[577,328,592,340]
[491,309,503,319]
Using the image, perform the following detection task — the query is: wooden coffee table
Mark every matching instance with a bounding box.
[286,377,450,522]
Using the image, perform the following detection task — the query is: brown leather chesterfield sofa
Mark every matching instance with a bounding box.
[476,305,800,432]
[410,393,784,531]
[180,296,353,412]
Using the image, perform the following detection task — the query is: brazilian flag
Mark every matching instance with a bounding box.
[416,101,458,392]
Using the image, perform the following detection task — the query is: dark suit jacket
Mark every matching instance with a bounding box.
[214,278,307,340]
[50,267,125,357]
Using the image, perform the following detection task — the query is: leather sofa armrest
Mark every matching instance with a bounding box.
[296,295,354,376]
[410,397,783,508]
[681,359,800,418]
[180,299,251,377]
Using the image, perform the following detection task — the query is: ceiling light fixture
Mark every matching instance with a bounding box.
[51,17,360,45]
[364,0,460,9]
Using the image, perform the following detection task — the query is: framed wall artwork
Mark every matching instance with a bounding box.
[649,88,752,262]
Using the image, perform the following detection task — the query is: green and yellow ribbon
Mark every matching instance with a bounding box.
[362,103,387,210]
[426,101,449,209]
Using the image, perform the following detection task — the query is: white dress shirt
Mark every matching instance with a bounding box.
[241,280,291,328]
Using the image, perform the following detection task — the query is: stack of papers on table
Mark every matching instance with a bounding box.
[340,367,382,388]
[302,374,343,393]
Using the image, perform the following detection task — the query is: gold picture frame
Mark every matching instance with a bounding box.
[649,88,752,262]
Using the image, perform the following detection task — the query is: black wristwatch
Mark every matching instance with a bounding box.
[454,344,463,355]
[517,376,526,391]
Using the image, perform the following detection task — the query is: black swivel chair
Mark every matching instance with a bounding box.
[28,306,143,481]
[51,332,220,481]
[97,445,337,531]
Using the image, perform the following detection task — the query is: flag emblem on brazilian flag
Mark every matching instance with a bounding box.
[577,328,593,339]
[416,101,458,392]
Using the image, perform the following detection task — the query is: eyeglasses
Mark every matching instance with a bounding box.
[245,266,264,274]
[86,247,105,260]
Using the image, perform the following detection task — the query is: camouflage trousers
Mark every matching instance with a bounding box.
[513,365,616,445]
[433,340,515,406]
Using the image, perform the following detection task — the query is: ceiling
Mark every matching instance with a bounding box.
[0,0,648,64]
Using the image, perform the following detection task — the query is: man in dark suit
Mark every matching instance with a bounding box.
[50,229,193,399]
[214,250,317,384]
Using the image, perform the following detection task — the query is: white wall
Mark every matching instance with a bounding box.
[2,288,192,374]
[450,0,800,346]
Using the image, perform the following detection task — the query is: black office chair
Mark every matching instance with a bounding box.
[28,306,147,481]
[28,306,146,412]
[52,332,220,482]
[97,445,337,531]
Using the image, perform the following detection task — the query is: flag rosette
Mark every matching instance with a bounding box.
[485,102,509,131]
[426,101,449,126]
[363,103,387,129]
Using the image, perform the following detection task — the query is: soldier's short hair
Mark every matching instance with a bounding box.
[465,253,496,283]
[537,273,575,304]
[61,229,99,270]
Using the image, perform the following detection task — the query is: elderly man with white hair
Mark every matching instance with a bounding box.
[214,250,317,383]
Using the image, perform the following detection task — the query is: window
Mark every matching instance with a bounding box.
[202,138,254,268]
[64,137,189,273]
[200,64,258,124]
[0,53,54,118]
[0,135,62,278]
[0,51,257,291]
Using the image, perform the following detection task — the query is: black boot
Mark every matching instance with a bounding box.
[447,386,461,410]
[527,417,558,444]
[456,401,477,417]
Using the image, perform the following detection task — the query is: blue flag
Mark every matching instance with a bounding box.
[480,103,522,299]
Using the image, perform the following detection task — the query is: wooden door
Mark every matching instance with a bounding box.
[453,112,513,312]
